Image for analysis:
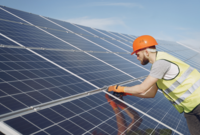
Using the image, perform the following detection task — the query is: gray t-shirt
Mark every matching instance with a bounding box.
[150,60,171,79]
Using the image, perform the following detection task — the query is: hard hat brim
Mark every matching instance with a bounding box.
[131,51,135,55]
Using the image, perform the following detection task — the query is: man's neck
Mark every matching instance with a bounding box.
[149,52,157,64]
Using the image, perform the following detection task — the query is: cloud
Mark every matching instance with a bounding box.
[66,17,126,30]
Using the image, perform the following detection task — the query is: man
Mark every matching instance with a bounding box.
[108,35,200,135]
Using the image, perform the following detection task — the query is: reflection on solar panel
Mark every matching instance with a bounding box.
[0,5,198,135]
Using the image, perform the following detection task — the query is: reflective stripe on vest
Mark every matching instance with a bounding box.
[165,66,194,95]
[169,79,200,105]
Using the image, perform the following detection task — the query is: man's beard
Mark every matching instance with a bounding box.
[141,56,149,65]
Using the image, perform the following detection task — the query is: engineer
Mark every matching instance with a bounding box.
[108,35,200,135]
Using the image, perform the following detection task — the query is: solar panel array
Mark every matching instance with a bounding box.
[0,5,199,135]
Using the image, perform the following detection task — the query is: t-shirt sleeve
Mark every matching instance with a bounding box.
[149,60,171,79]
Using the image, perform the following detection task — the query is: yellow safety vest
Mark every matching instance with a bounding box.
[156,51,200,113]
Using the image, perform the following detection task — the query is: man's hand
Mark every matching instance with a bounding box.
[108,85,125,93]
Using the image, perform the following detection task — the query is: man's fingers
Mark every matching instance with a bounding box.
[108,85,116,92]
[108,85,125,93]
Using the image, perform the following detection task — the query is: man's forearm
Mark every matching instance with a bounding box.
[108,76,158,95]
[127,85,158,98]
[124,85,145,95]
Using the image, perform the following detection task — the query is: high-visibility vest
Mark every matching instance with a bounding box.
[156,51,200,113]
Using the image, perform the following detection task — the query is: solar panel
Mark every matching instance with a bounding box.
[0,5,196,135]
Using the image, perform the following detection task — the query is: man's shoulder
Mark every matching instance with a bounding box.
[150,60,171,79]
[154,59,171,65]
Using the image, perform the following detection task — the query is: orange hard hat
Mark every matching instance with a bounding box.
[131,35,158,55]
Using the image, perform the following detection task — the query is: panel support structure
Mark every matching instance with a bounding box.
[0,122,22,135]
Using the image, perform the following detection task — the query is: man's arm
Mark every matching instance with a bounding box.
[124,75,158,95]
[131,83,158,98]
[108,75,158,98]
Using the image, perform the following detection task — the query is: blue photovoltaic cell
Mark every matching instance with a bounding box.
[76,24,113,39]
[82,35,132,52]
[34,50,133,87]
[110,32,134,42]
[60,25,149,73]
[4,92,177,135]
[0,20,77,49]
[5,117,40,135]
[0,48,96,115]
[34,131,48,135]
[0,11,111,52]
[48,18,95,37]
[121,33,136,40]
[104,31,130,42]
[0,35,19,47]
[186,54,200,70]
[44,28,107,52]
[1,7,121,52]
[46,19,134,53]
[0,6,64,31]
[90,53,150,78]
[95,28,128,41]
[157,44,188,60]
[0,6,22,22]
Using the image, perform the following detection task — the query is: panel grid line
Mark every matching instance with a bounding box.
[41,16,150,73]
[82,106,144,135]
[30,94,116,135]
[149,106,174,135]
[0,32,99,89]
[92,28,132,47]
[0,17,132,44]
[103,90,183,135]
[71,23,132,52]
[0,7,144,82]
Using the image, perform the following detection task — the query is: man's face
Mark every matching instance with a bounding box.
[135,49,149,65]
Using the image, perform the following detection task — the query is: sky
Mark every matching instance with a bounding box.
[1,0,200,48]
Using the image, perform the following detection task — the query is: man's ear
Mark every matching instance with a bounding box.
[144,49,149,57]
